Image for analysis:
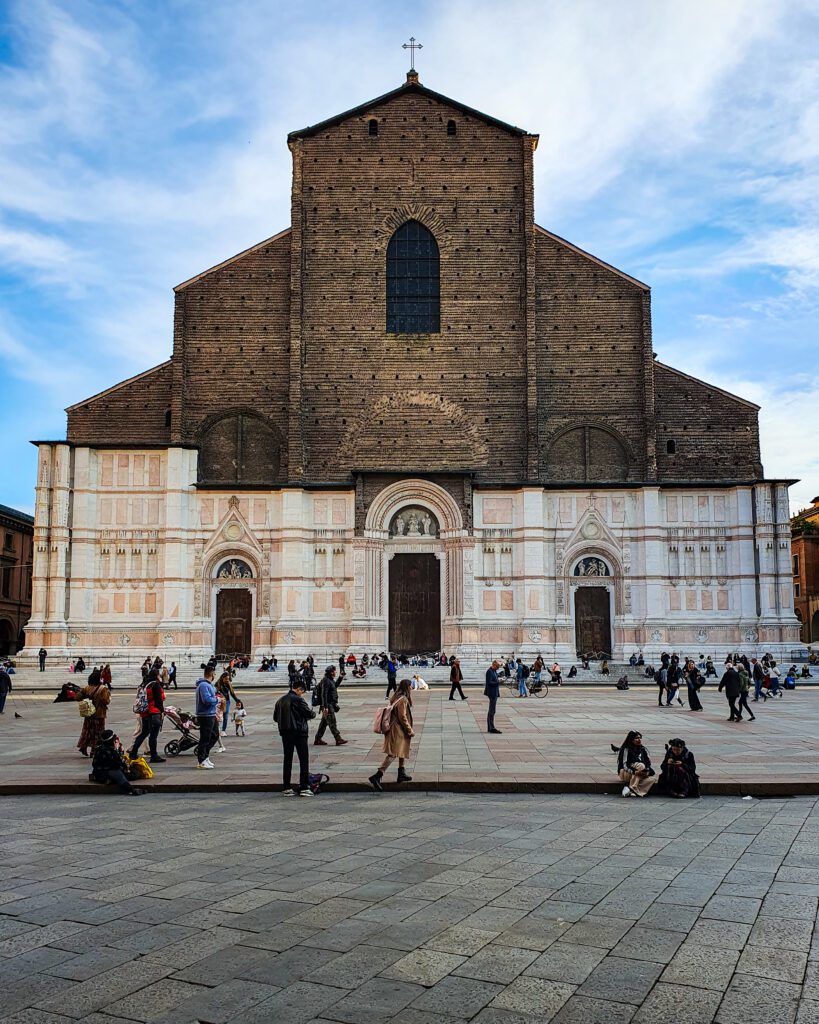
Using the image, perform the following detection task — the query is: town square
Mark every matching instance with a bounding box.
[2,1,819,1022]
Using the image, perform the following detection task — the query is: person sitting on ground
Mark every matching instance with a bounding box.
[657,738,700,798]
[411,673,428,690]
[613,730,656,798]
[616,673,630,690]
[801,665,813,678]
[784,668,797,690]
[629,653,638,667]
[600,659,610,677]
[637,652,645,666]
[567,664,577,679]
[91,730,142,796]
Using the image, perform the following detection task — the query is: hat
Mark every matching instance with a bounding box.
[668,737,685,747]
[99,729,116,744]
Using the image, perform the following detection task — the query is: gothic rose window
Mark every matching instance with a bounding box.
[386,220,440,333]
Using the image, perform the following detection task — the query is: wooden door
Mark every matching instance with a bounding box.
[216,589,252,655]
[574,587,611,657]
[389,553,441,654]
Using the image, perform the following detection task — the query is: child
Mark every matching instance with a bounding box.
[214,691,227,752]
[232,699,247,736]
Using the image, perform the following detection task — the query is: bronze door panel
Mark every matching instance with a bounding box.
[574,586,611,656]
[216,589,252,655]
[389,553,441,654]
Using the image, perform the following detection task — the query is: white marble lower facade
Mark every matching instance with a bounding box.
[23,444,801,665]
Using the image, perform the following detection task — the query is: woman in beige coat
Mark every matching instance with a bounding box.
[368,679,414,791]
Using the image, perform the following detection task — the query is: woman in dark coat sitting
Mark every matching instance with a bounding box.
[657,738,700,798]
[91,730,142,795]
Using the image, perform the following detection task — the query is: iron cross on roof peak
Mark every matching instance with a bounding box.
[402,36,423,72]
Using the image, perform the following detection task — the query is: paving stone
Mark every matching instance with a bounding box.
[562,916,634,950]
[637,904,701,933]
[453,945,539,984]
[43,947,136,982]
[34,960,172,1018]
[796,1000,819,1024]
[550,995,637,1023]
[493,915,570,951]
[140,926,248,968]
[687,919,752,951]
[383,948,467,987]
[238,944,339,986]
[102,979,206,1022]
[489,976,575,1018]
[1,979,79,1021]
[736,945,808,985]
[303,942,404,989]
[633,982,722,1023]
[700,895,761,924]
[525,942,607,985]
[749,918,815,953]
[661,943,739,991]
[320,978,426,1024]
[760,894,819,921]
[152,977,278,1024]
[610,925,686,964]
[580,956,664,1004]
[0,945,78,983]
[0,921,89,957]
[0,1012,75,1024]
[715,974,801,1024]
[106,924,197,954]
[173,941,268,985]
[425,925,498,955]
[411,976,505,1019]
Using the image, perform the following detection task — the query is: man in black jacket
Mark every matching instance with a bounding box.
[484,660,502,734]
[314,666,347,747]
[91,730,141,795]
[719,665,743,721]
[274,680,316,796]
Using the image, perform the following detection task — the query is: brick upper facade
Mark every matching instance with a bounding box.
[66,73,764,488]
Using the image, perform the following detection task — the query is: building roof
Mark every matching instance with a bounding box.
[0,503,34,526]
[65,360,172,413]
[534,226,649,291]
[288,73,536,143]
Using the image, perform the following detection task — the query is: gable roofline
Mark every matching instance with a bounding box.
[174,227,291,292]
[534,225,649,291]
[65,360,172,412]
[288,78,536,143]
[654,361,761,411]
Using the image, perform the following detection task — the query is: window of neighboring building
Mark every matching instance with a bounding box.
[666,439,676,455]
[795,582,801,597]
[368,119,378,136]
[3,533,12,550]
[1,566,11,598]
[386,220,440,333]
[793,554,800,575]
[447,119,456,136]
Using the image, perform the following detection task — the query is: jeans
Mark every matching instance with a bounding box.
[754,676,764,699]
[130,713,162,758]
[487,695,497,731]
[94,767,134,793]
[39,659,46,672]
[0,689,8,714]
[517,677,528,696]
[315,708,341,741]
[222,698,231,732]
[385,675,397,699]
[738,692,755,718]
[449,681,465,700]
[196,716,219,763]
[282,732,309,791]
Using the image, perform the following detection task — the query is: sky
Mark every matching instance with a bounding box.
[1,0,818,514]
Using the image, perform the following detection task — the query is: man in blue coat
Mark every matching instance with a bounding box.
[484,659,502,734]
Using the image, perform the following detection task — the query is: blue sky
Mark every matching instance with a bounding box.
[1,0,818,513]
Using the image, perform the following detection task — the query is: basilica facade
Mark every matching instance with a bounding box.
[26,71,799,663]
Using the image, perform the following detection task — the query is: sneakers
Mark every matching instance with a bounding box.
[298,789,314,797]
[621,785,632,797]
[216,745,227,753]
[281,788,296,797]
[196,759,215,769]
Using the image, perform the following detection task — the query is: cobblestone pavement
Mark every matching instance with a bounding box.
[2,682,819,792]
[0,792,818,1023]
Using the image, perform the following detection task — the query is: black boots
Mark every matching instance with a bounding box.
[368,770,383,792]
[397,767,412,783]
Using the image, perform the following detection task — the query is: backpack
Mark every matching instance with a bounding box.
[132,685,149,715]
[373,704,394,735]
[522,664,530,679]
[308,772,329,794]
[77,698,96,718]
[312,679,324,707]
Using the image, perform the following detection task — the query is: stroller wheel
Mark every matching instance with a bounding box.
[164,739,181,757]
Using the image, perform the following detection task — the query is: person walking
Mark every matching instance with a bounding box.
[666,665,684,707]
[751,658,766,702]
[194,664,219,769]
[515,658,529,697]
[314,665,347,746]
[0,664,11,715]
[215,671,238,733]
[719,663,743,721]
[77,668,110,756]
[685,662,703,712]
[38,647,47,672]
[385,655,398,699]
[655,666,667,707]
[274,678,315,796]
[368,679,414,791]
[485,659,502,734]
[168,661,177,690]
[449,658,466,700]
[737,664,756,721]
[129,669,166,763]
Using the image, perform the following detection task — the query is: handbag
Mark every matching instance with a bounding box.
[77,698,96,718]
[127,756,154,780]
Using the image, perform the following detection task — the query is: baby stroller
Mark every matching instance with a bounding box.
[163,705,200,757]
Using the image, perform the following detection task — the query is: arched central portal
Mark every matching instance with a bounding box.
[389,553,441,654]
[215,589,252,656]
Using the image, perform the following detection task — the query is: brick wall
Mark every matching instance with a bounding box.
[654,363,762,480]
[67,362,172,444]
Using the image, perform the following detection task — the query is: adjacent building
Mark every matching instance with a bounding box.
[0,503,34,656]
[792,496,819,644]
[24,71,800,663]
